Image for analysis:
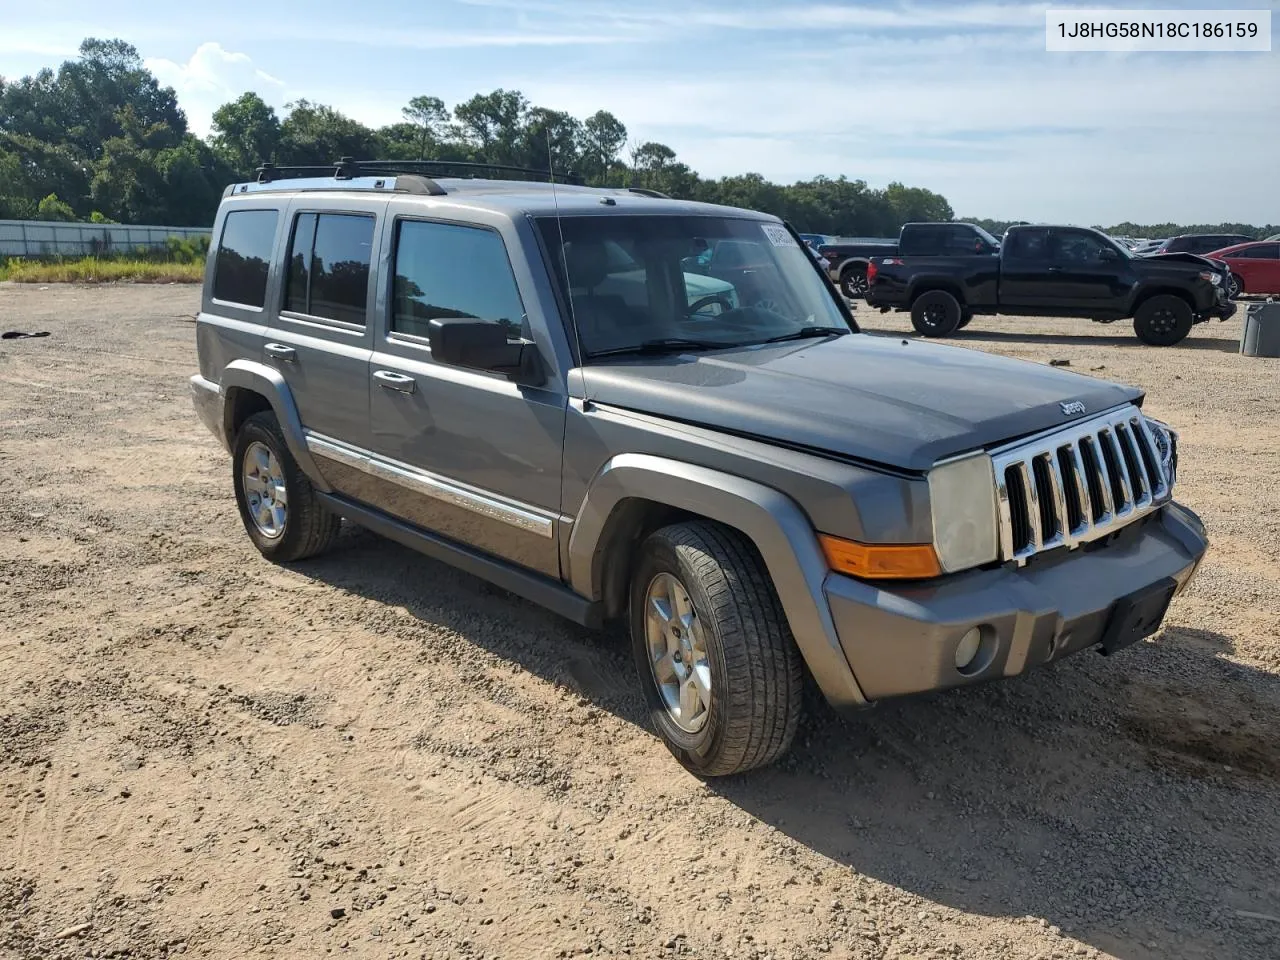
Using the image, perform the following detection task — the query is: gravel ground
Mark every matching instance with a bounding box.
[1,284,1277,960]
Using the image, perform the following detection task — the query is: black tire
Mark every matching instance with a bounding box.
[958,309,974,329]
[840,265,868,299]
[910,289,963,337]
[1228,273,1244,300]
[629,521,803,777]
[1133,295,1194,346]
[232,410,341,562]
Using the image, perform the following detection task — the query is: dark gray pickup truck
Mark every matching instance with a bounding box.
[191,161,1207,776]
[821,222,998,298]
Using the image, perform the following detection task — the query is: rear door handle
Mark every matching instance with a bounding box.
[265,342,297,363]
[373,370,416,394]
[1047,266,1062,273]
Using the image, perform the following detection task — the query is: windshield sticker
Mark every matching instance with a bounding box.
[761,224,798,248]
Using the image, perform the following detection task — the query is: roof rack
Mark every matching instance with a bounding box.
[254,157,584,188]
[626,187,671,200]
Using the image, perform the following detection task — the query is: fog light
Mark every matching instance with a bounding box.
[955,627,982,671]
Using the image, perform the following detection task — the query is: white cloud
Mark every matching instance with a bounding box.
[146,42,286,137]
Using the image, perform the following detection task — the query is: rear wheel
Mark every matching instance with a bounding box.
[1227,273,1244,299]
[1133,295,1193,346]
[629,521,803,777]
[232,411,341,561]
[910,290,963,337]
[840,265,868,299]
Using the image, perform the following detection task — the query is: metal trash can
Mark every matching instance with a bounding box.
[1240,300,1280,357]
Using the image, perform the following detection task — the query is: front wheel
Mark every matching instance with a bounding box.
[1133,295,1193,346]
[1227,273,1244,300]
[910,290,963,337]
[629,522,803,777]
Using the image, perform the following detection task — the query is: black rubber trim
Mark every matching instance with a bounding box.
[316,491,604,628]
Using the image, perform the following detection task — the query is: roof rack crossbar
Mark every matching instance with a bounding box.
[627,187,671,199]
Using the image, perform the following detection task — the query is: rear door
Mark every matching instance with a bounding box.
[997,227,1055,309]
[359,212,567,579]
[263,197,386,466]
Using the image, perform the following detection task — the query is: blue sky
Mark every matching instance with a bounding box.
[2,0,1277,224]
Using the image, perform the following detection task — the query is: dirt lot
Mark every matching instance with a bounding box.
[1,284,1278,960]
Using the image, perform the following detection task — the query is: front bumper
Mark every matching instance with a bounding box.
[824,503,1207,703]
[190,374,228,451]
[1214,298,1237,321]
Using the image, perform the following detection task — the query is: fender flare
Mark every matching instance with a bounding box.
[220,360,333,493]
[833,256,872,279]
[568,453,867,709]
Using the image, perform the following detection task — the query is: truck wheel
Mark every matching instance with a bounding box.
[1227,273,1244,299]
[840,265,868,299]
[910,290,963,337]
[1133,295,1193,346]
[629,521,803,777]
[232,410,341,562]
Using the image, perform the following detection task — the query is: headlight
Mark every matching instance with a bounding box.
[1199,270,1221,285]
[1144,416,1178,488]
[928,453,999,573]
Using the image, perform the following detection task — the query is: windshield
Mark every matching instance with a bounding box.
[973,225,1001,248]
[536,215,852,359]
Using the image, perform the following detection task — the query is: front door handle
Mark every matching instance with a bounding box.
[265,342,297,363]
[373,369,416,394]
[1047,266,1062,273]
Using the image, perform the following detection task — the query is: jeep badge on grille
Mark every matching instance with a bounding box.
[1060,400,1087,416]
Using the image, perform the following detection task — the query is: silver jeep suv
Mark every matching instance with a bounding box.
[191,160,1207,776]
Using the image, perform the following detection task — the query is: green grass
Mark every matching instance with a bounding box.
[1,257,205,284]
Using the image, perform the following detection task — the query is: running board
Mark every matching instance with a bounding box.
[317,492,604,629]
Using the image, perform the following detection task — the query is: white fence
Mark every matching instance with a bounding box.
[0,219,212,258]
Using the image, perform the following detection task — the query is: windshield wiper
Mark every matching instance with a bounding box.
[586,337,731,359]
[757,325,850,345]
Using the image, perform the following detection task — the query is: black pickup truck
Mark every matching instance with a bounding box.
[821,222,998,299]
[865,224,1236,346]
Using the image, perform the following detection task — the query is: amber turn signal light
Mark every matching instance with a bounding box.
[818,534,942,580]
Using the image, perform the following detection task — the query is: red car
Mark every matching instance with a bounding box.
[1206,241,1280,299]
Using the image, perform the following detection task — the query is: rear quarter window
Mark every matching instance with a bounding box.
[212,209,279,309]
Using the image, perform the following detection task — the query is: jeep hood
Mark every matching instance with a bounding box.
[581,333,1142,472]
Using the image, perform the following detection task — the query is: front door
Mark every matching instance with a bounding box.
[1043,229,1131,309]
[360,215,566,579]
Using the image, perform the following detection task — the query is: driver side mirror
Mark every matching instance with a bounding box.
[428,318,539,382]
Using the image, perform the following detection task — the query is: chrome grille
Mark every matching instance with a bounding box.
[992,405,1175,564]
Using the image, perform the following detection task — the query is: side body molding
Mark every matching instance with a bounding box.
[568,453,867,709]
[219,360,333,493]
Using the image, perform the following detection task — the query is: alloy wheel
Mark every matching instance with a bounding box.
[644,572,712,733]
[242,441,288,538]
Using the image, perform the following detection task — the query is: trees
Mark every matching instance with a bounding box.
[277,100,379,166]
[400,95,449,160]
[211,93,281,175]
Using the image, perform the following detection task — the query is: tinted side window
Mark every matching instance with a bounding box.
[212,209,278,308]
[284,213,317,314]
[1235,244,1280,259]
[1054,231,1108,262]
[391,220,525,340]
[900,225,946,256]
[310,214,375,326]
[1004,229,1050,260]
